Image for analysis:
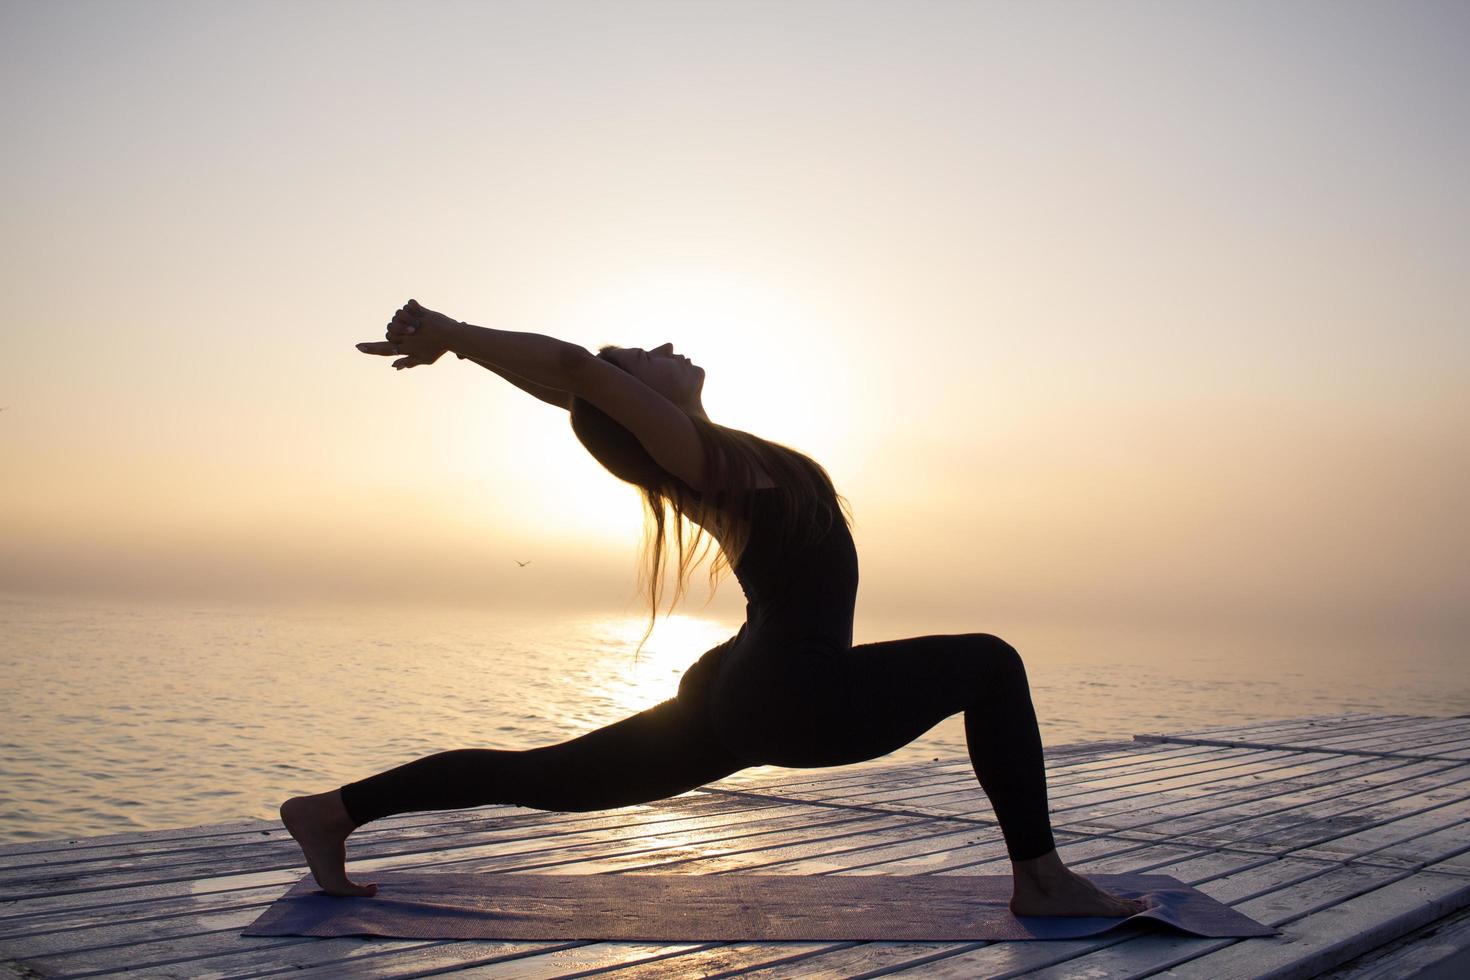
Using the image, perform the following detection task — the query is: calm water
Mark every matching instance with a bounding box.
[2,592,1464,844]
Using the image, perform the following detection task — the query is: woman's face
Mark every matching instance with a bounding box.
[607,343,706,409]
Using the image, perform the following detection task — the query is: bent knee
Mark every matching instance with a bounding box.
[965,632,1025,674]
[965,631,1019,655]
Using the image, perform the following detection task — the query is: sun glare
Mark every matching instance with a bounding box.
[600,612,733,665]
[553,263,860,447]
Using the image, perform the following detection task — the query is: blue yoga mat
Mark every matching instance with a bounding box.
[242,871,1277,942]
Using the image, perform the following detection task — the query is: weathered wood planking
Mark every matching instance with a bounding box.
[1137,713,1470,761]
[1317,902,1470,978]
[2,714,1468,978]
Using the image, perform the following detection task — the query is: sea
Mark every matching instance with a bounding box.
[2,591,1464,844]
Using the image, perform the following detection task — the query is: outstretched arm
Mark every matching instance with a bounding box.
[440,318,586,391]
[460,353,572,411]
[361,301,587,399]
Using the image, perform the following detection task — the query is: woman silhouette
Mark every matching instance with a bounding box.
[281,299,1144,918]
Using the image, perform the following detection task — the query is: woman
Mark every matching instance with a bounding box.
[280,299,1144,918]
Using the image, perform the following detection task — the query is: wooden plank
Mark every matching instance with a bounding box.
[1162,869,1470,978]
[747,830,1115,879]
[1389,736,1470,762]
[0,805,540,874]
[101,937,585,980]
[1139,713,1466,748]
[1141,735,1468,762]
[1019,756,1437,841]
[1100,762,1470,853]
[1291,798,1470,868]
[705,751,1451,852]
[715,743,1232,809]
[782,752,1275,811]
[539,938,862,980]
[1058,753,1411,820]
[776,743,1246,805]
[0,799,576,862]
[0,795,791,884]
[763,749,1325,826]
[0,790,790,879]
[0,794,782,886]
[1325,822,1470,876]
[1159,713,1392,741]
[714,748,1281,826]
[1062,758,1451,839]
[1229,769,1470,853]
[1051,751,1363,816]
[1316,903,1470,979]
[0,798,854,901]
[416,941,742,980]
[1175,713,1464,747]
[1279,722,1470,758]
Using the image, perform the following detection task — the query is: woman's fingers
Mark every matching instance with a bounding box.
[354,341,421,369]
[356,342,423,369]
[357,300,426,361]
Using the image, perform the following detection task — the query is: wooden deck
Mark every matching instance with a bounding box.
[3,713,1469,978]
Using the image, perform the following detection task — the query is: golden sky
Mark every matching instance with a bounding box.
[2,1,1466,644]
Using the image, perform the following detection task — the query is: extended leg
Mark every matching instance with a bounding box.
[338,696,748,826]
[282,697,747,896]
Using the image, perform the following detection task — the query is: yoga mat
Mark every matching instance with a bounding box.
[242,872,1277,942]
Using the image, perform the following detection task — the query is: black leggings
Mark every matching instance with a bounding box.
[338,632,1056,861]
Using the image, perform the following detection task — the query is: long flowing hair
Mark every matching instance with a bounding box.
[569,345,853,661]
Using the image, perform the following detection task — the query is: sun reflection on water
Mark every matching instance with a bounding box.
[584,613,738,719]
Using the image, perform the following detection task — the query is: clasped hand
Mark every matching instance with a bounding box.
[356,299,458,370]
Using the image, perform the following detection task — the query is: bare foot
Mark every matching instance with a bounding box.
[279,790,379,898]
[1009,850,1147,918]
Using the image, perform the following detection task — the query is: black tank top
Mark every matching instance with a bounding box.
[695,484,859,651]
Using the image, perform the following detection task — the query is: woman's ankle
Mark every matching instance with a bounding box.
[1011,847,1065,883]
[326,789,362,833]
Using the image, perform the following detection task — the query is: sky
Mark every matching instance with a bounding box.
[1,0,1466,647]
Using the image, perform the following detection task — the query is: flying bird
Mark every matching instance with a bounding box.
[515,560,532,567]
